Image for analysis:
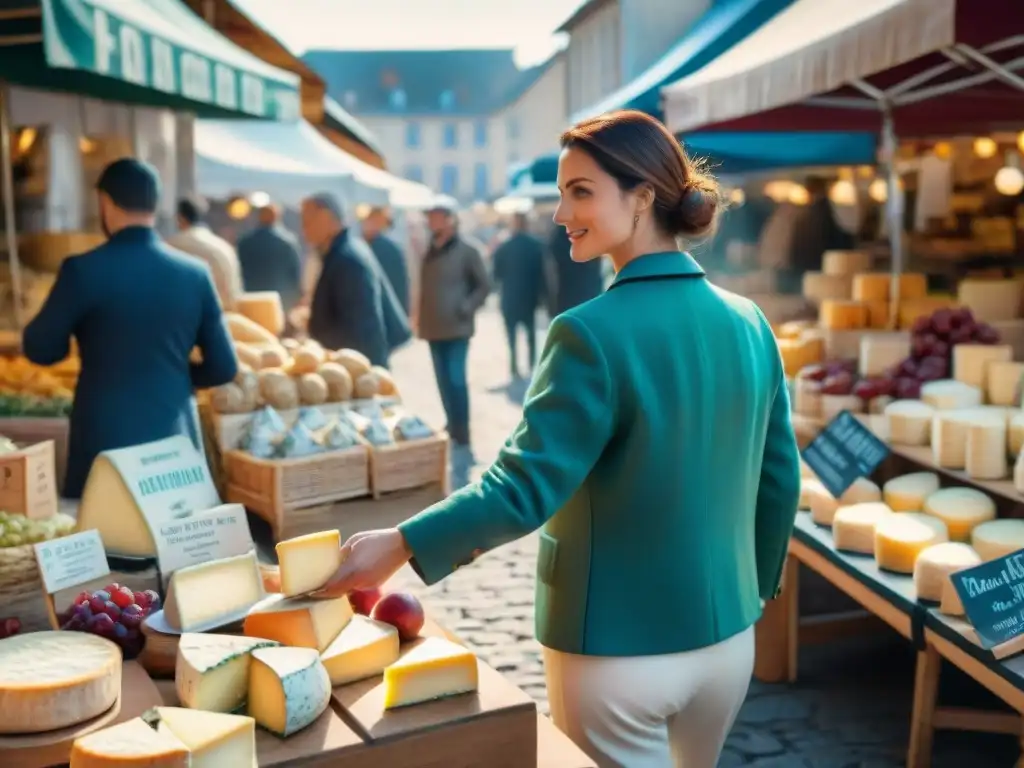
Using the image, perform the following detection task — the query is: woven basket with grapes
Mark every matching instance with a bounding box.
[0,509,76,602]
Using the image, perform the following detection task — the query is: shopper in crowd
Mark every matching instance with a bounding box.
[779,175,854,293]
[236,202,303,311]
[302,192,410,367]
[547,216,604,315]
[166,195,243,310]
[23,158,237,497]
[491,211,545,379]
[361,206,410,316]
[317,111,801,768]
[415,200,490,448]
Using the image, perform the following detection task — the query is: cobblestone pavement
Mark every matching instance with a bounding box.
[386,301,1018,765]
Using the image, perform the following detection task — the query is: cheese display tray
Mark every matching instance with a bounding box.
[0,661,162,768]
[144,607,249,636]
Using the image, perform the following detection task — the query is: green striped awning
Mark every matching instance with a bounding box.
[0,0,301,120]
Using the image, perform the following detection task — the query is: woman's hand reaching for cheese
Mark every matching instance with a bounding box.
[312,528,412,599]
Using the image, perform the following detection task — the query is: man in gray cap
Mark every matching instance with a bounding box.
[302,192,410,366]
[22,158,238,497]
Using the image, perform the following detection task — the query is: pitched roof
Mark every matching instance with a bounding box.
[301,49,528,115]
[555,0,616,33]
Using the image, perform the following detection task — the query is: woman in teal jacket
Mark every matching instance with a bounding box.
[319,110,801,768]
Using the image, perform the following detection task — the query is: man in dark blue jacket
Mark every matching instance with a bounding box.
[303,193,410,367]
[548,223,603,315]
[361,206,410,316]
[236,202,303,311]
[22,159,238,497]
[491,212,545,378]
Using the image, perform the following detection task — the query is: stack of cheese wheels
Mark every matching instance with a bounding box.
[931,409,978,469]
[882,472,940,512]
[965,410,1009,480]
[806,477,882,527]
[971,519,1024,562]
[874,513,949,574]
[913,542,982,605]
[952,343,1012,391]
[884,400,934,445]
[922,487,996,541]
[920,380,983,411]
[832,502,895,554]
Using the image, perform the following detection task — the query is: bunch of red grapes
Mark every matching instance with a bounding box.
[59,581,160,658]
[0,617,20,639]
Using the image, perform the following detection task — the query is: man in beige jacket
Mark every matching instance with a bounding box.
[166,196,243,310]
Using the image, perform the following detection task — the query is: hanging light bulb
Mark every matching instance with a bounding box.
[764,180,791,203]
[995,166,1024,196]
[787,185,810,205]
[868,178,888,203]
[857,165,875,179]
[226,197,251,220]
[728,188,745,206]
[974,137,998,159]
[249,191,271,208]
[933,141,953,159]
[837,167,854,181]
[829,180,857,206]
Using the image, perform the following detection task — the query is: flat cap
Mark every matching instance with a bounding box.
[96,158,161,214]
[306,191,346,221]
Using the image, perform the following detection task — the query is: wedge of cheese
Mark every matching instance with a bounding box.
[70,717,189,768]
[276,530,343,597]
[248,647,331,737]
[244,593,352,651]
[175,633,280,713]
[383,637,479,710]
[163,551,265,633]
[144,706,256,768]
[321,615,400,686]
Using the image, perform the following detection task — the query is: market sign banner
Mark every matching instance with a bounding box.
[41,0,301,120]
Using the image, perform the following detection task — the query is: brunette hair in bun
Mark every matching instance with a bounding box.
[560,109,723,241]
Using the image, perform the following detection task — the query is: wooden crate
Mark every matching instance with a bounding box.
[0,418,68,495]
[0,440,57,519]
[369,434,449,499]
[224,446,371,534]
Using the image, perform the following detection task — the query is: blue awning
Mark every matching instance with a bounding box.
[525,131,878,183]
[572,0,792,122]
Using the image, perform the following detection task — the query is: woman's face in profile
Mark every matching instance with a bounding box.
[553,147,634,263]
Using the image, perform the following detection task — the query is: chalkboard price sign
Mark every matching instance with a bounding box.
[800,411,890,498]
[951,550,1024,652]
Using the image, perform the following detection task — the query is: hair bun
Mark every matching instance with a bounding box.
[675,184,718,238]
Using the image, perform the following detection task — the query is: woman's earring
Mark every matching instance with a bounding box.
[633,214,640,229]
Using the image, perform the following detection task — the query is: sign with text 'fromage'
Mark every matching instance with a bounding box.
[34,529,110,594]
[801,411,890,498]
[951,548,1024,655]
[152,503,255,575]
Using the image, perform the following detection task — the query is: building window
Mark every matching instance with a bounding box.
[404,165,423,183]
[405,121,420,149]
[506,116,520,141]
[442,123,458,149]
[389,88,406,110]
[473,120,487,148]
[440,164,459,196]
[343,91,357,109]
[439,89,456,110]
[473,163,489,200]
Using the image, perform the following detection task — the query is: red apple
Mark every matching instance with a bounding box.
[348,587,383,616]
[371,592,425,642]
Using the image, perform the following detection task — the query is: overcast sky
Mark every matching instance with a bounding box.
[238,0,583,67]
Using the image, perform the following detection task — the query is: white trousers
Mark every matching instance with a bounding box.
[543,626,755,768]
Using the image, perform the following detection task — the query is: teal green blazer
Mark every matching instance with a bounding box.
[399,251,801,657]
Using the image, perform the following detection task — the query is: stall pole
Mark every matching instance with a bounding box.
[0,80,23,331]
[881,107,903,330]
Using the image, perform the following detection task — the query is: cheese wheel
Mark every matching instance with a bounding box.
[874,513,949,574]
[793,379,822,418]
[971,519,1024,562]
[802,272,852,305]
[236,292,285,336]
[832,502,894,554]
[921,487,996,541]
[898,296,957,329]
[897,273,928,301]
[808,477,882,527]
[820,300,868,330]
[920,379,983,411]
[0,631,122,734]
[799,477,824,509]
[952,344,1012,391]
[852,273,890,302]
[987,361,1024,407]
[820,394,863,422]
[778,338,825,377]
[956,278,1024,324]
[884,400,934,446]
[823,250,872,277]
[859,332,911,378]
[865,301,890,329]
[931,409,977,469]
[914,542,982,603]
[883,472,940,512]
[1009,412,1024,457]
[964,412,1008,480]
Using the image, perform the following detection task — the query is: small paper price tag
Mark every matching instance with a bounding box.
[34,529,110,595]
[151,503,255,575]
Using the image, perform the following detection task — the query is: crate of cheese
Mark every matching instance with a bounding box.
[353,405,449,498]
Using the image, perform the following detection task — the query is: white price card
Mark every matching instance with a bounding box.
[152,503,255,575]
[34,529,110,594]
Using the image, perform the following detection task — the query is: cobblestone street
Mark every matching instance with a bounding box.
[386,301,1018,765]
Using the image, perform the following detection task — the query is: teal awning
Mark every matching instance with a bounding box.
[0,0,300,119]
[572,0,792,122]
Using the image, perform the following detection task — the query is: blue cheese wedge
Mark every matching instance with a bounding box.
[247,647,331,737]
[175,633,280,713]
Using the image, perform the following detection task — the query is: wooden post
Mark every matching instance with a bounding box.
[907,645,941,768]
[754,555,799,683]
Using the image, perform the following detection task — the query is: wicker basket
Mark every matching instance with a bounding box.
[369,433,449,498]
[0,543,42,604]
[224,445,371,534]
